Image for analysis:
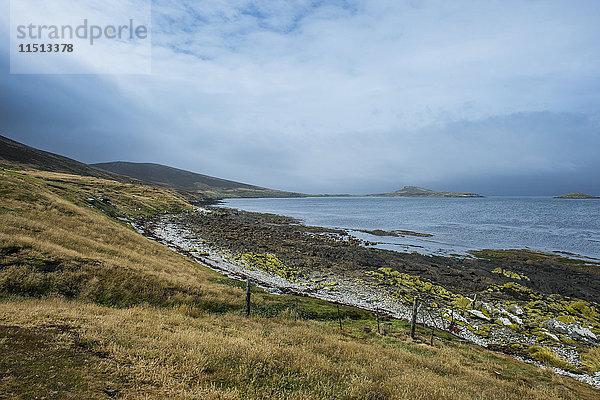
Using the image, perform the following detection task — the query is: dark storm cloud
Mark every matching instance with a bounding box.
[1,1,599,195]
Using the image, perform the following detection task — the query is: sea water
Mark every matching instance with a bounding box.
[222,197,600,260]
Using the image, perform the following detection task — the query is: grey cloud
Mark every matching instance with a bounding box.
[1,1,599,195]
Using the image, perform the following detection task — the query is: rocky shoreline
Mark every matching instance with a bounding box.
[135,206,600,389]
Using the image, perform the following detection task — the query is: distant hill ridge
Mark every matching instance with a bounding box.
[0,135,302,199]
[92,161,304,198]
[93,162,264,191]
[0,135,125,181]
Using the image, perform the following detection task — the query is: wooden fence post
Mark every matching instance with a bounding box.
[430,324,435,345]
[337,304,343,331]
[294,297,298,324]
[245,278,251,318]
[193,285,202,306]
[410,296,419,339]
[376,308,380,335]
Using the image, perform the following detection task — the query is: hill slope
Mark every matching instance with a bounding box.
[0,135,124,181]
[370,185,483,198]
[0,136,303,199]
[1,167,598,399]
[93,161,305,199]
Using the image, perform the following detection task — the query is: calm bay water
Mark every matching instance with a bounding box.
[222,197,600,260]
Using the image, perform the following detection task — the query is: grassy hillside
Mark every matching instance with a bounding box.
[1,166,598,399]
[93,161,306,199]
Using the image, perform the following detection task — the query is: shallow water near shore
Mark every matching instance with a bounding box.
[222,196,600,260]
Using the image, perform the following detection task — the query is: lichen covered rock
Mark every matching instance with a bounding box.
[543,319,598,343]
[508,304,523,315]
[468,309,491,322]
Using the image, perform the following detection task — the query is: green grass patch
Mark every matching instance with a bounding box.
[527,346,574,370]
[0,325,124,399]
[0,248,194,308]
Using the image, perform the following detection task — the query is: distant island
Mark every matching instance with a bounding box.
[554,192,600,199]
[367,186,484,198]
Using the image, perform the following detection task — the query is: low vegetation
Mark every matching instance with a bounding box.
[527,346,574,370]
[582,347,600,374]
[554,193,600,199]
[1,167,599,399]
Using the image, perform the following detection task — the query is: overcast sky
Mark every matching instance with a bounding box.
[1,0,599,195]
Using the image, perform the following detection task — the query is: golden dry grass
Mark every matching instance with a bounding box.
[1,169,214,298]
[527,346,574,370]
[582,347,600,374]
[2,299,597,400]
[1,167,599,399]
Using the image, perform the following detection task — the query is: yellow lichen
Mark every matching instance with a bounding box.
[492,267,530,281]
[234,252,301,281]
